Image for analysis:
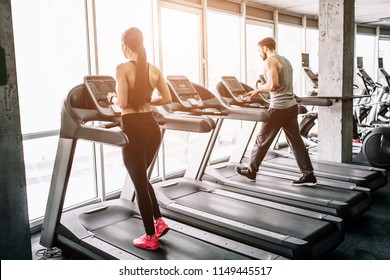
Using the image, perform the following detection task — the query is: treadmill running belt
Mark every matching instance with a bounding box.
[93,218,251,260]
[230,173,364,205]
[174,191,336,243]
[263,156,380,181]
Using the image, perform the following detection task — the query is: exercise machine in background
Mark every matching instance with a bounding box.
[299,54,390,171]
[353,57,390,169]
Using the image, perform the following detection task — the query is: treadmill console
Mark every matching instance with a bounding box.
[357,56,363,69]
[220,76,249,103]
[84,75,121,117]
[301,53,318,88]
[167,75,204,108]
[379,57,384,70]
[302,53,309,68]
[356,57,376,89]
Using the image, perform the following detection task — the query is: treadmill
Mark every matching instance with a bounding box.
[261,153,387,190]
[217,76,387,191]
[167,76,371,222]
[39,75,283,260]
[301,53,319,92]
[152,75,345,259]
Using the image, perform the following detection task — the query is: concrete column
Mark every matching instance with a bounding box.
[0,0,32,259]
[317,0,355,163]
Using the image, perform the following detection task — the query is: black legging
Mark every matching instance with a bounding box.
[121,112,162,236]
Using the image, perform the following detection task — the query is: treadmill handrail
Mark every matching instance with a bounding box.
[152,106,216,133]
[295,96,333,106]
[60,84,129,147]
[193,83,269,122]
[192,82,271,122]
[76,123,128,147]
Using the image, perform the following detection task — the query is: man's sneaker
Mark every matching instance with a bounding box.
[155,218,169,238]
[133,234,160,250]
[235,166,256,182]
[291,173,317,186]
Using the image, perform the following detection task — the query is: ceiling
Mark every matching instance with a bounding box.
[248,0,390,27]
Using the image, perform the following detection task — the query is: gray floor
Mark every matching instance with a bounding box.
[31,172,390,260]
[325,172,390,260]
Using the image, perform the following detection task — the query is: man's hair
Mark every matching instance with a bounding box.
[258,37,276,50]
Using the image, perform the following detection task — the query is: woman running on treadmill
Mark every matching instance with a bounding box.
[235,37,317,186]
[107,27,172,250]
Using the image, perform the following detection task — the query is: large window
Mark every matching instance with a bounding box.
[12,0,89,134]
[246,22,273,87]
[95,0,153,77]
[206,11,244,162]
[159,6,203,173]
[355,33,377,85]
[160,7,202,83]
[163,131,205,175]
[12,0,91,222]
[305,28,319,71]
[23,136,59,221]
[378,38,390,86]
[278,23,303,96]
[207,10,241,90]
[304,27,319,95]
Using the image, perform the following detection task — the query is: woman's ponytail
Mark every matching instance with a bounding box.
[122,27,148,111]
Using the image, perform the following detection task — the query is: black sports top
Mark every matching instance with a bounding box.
[126,61,153,109]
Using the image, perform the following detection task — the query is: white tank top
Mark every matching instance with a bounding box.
[264,54,297,109]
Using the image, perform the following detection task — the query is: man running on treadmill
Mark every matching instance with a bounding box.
[235,37,317,186]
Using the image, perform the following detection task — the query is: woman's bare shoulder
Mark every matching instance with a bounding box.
[116,61,134,73]
[148,63,163,81]
[148,63,161,74]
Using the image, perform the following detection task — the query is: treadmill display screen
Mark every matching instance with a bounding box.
[302,53,309,67]
[222,77,246,95]
[85,76,116,108]
[357,57,363,69]
[379,57,383,69]
[170,79,198,95]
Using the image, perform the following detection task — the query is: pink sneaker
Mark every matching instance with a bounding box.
[155,218,170,238]
[133,234,160,250]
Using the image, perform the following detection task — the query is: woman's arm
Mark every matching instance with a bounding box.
[107,63,130,108]
[151,70,172,106]
[114,64,129,108]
